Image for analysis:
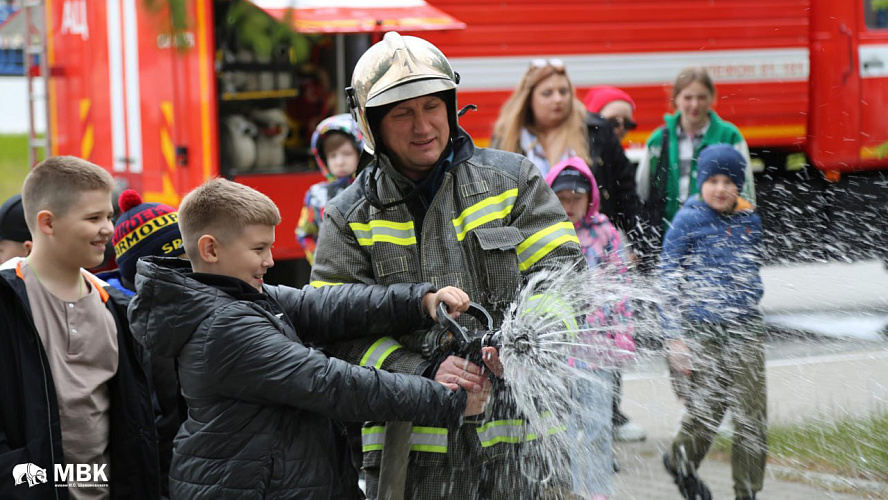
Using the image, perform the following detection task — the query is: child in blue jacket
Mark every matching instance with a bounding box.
[658,144,766,500]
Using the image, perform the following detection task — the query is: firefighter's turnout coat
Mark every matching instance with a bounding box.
[311,129,585,482]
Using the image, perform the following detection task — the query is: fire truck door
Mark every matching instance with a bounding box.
[858,0,888,167]
[808,1,862,170]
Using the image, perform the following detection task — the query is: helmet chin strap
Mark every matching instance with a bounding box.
[458,104,477,117]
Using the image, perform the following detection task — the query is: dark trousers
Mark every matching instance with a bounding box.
[669,321,768,497]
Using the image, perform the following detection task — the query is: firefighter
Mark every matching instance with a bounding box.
[310,32,586,499]
[312,32,583,499]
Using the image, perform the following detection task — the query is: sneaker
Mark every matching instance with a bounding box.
[614,420,647,442]
[663,452,712,500]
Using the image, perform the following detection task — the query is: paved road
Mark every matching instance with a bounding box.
[614,339,888,499]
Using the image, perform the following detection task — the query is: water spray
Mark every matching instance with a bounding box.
[399,263,649,494]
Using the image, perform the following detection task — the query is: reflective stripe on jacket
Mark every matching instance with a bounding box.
[362,412,568,454]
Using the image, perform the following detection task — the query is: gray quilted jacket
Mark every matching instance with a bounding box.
[127,257,467,499]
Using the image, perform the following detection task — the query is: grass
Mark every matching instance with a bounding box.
[0,134,36,201]
[711,412,888,482]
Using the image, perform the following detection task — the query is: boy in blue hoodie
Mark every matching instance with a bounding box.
[658,144,766,500]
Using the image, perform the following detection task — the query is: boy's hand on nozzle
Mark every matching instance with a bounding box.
[462,386,491,416]
[666,339,693,376]
[423,286,470,321]
[435,355,491,393]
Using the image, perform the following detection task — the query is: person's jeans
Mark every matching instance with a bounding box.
[567,369,615,497]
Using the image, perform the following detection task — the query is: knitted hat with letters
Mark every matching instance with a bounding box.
[112,190,184,287]
[0,194,31,242]
[696,144,746,192]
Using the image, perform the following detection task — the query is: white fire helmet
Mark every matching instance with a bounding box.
[345,32,459,154]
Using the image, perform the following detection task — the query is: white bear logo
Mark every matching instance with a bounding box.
[12,463,47,487]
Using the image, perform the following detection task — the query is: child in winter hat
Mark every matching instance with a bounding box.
[0,194,33,263]
[546,156,636,500]
[696,143,746,193]
[112,189,185,289]
[583,86,636,114]
[659,142,765,500]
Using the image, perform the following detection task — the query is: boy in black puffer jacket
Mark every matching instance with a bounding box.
[128,178,488,500]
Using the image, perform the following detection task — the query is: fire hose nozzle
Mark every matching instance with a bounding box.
[510,332,538,356]
[434,301,501,352]
[481,330,503,351]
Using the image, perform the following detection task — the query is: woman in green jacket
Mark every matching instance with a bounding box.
[636,67,755,237]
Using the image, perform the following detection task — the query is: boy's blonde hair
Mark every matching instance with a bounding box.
[178,178,280,257]
[21,156,114,232]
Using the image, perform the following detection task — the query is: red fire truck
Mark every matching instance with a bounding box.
[27,0,467,281]
[426,0,888,262]
[30,0,888,281]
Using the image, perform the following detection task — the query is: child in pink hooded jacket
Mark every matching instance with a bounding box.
[546,156,636,500]
[545,156,635,360]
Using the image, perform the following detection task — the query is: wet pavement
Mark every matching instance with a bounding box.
[614,337,888,499]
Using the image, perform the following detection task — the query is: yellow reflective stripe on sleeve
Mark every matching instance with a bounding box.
[526,410,567,440]
[516,221,579,271]
[525,294,578,333]
[359,336,403,369]
[409,426,448,453]
[452,188,518,241]
[475,419,525,447]
[361,426,386,452]
[525,424,568,441]
[477,413,566,445]
[309,280,343,288]
[349,220,416,247]
[360,425,448,453]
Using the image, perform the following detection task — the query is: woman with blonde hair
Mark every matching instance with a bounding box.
[492,59,591,175]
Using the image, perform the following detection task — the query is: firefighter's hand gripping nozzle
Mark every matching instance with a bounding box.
[399,302,502,373]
